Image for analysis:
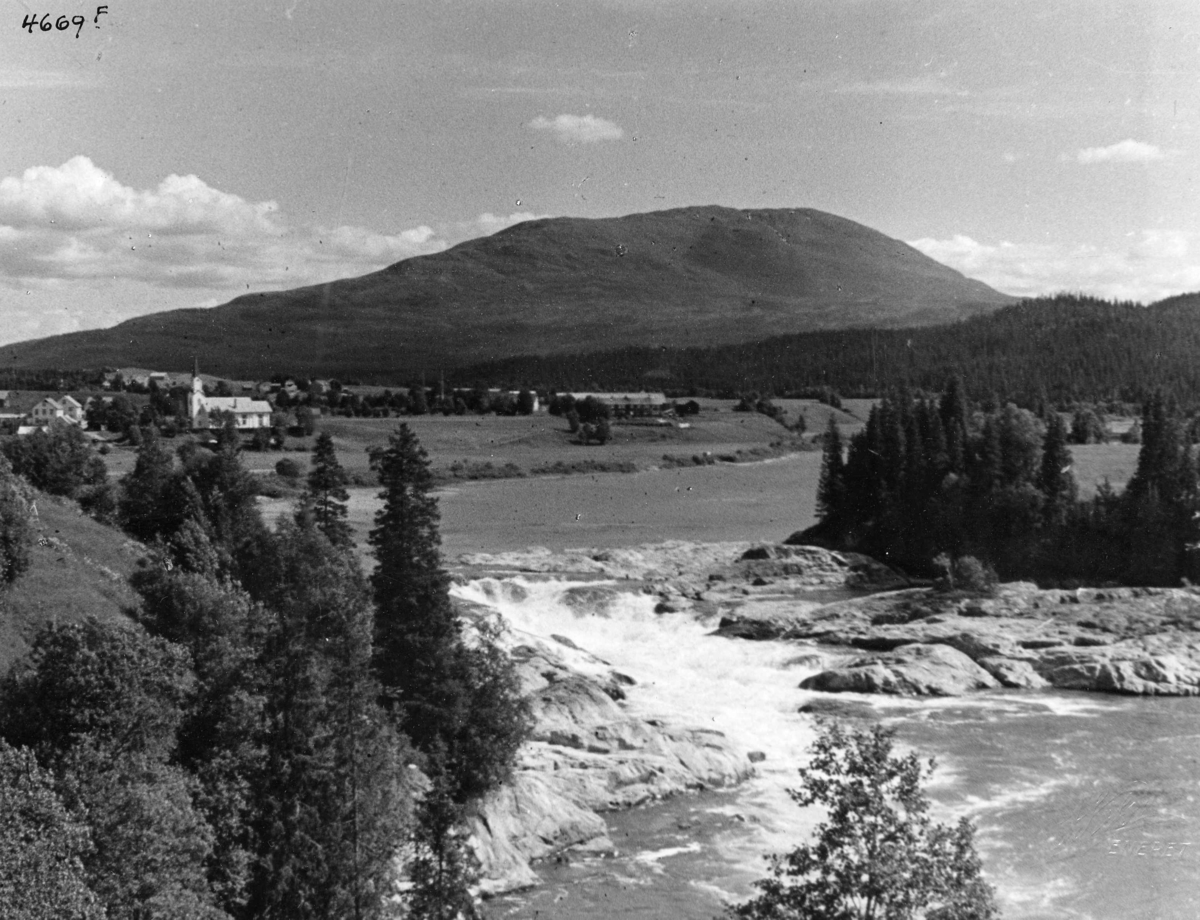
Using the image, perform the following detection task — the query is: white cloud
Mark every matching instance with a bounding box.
[529,113,624,144]
[909,232,1200,303]
[465,211,544,236]
[0,157,570,346]
[1070,139,1168,165]
[0,157,449,292]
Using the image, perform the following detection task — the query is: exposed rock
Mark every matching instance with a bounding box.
[468,773,610,896]
[799,644,1001,697]
[797,697,879,720]
[977,657,1049,689]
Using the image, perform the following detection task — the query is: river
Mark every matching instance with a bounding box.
[454,576,1200,920]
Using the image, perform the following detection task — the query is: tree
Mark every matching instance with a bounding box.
[368,425,529,804]
[0,618,227,920]
[120,427,178,542]
[0,456,34,584]
[301,431,354,548]
[516,389,536,415]
[0,740,102,920]
[248,520,414,920]
[2,423,107,499]
[729,722,998,920]
[816,417,846,524]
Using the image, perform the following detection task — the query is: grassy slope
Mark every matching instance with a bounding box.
[2,207,1013,380]
[0,495,144,676]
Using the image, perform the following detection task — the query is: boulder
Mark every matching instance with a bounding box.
[977,656,1049,689]
[799,644,1001,697]
[468,772,611,895]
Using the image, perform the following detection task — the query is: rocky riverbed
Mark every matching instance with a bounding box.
[453,539,1200,895]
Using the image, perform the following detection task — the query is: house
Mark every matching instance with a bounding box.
[29,395,85,426]
[565,391,671,417]
[188,364,273,430]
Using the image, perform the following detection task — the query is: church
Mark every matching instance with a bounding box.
[187,363,273,430]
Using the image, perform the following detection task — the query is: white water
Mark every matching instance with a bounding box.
[456,576,1200,920]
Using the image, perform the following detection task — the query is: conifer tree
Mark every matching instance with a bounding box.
[119,427,178,543]
[1037,413,1077,526]
[250,520,412,920]
[368,425,529,805]
[815,416,846,524]
[300,432,354,548]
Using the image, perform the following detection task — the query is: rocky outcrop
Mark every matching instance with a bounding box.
[462,616,754,895]
[799,643,1000,696]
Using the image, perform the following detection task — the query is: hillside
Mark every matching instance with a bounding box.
[0,494,143,675]
[3,206,1013,380]
[460,294,1200,407]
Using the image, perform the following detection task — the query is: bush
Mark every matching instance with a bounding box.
[728,722,998,920]
[934,553,1000,596]
[274,458,302,480]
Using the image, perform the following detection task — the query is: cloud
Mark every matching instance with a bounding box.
[1070,139,1168,165]
[529,113,624,144]
[0,157,449,292]
[464,211,545,236]
[909,232,1200,303]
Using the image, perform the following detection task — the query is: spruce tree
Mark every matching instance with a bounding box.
[119,427,178,542]
[301,432,354,548]
[815,417,846,524]
[1037,413,1077,526]
[368,425,528,804]
[250,521,412,920]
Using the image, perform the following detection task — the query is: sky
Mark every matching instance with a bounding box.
[3,0,1200,346]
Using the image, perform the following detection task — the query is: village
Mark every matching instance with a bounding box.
[0,362,683,444]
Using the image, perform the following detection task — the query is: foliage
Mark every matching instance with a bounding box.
[368,424,530,804]
[728,722,998,920]
[299,431,353,548]
[247,520,414,920]
[404,779,480,920]
[0,618,227,920]
[0,456,34,584]
[2,423,107,500]
[464,294,1200,409]
[0,739,102,920]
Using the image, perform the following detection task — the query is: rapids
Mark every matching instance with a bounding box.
[454,576,1200,920]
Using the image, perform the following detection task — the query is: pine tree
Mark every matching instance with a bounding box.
[815,417,846,523]
[301,432,354,548]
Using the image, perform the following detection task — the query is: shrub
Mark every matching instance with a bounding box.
[274,458,302,480]
[728,722,998,920]
[934,553,999,596]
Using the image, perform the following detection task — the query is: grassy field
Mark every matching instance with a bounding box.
[314,409,813,480]
[0,494,143,675]
[1069,442,1140,495]
[261,450,826,561]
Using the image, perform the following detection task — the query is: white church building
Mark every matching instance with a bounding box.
[188,364,272,430]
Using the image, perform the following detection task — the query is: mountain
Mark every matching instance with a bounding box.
[4,206,1016,380]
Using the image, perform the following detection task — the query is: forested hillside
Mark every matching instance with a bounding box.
[461,295,1200,409]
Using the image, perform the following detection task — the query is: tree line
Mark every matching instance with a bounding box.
[811,380,1200,586]
[456,295,1200,410]
[0,419,530,919]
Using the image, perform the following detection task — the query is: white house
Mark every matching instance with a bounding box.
[188,365,272,430]
[29,395,85,427]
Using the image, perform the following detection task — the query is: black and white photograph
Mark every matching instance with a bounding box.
[2,2,1199,918]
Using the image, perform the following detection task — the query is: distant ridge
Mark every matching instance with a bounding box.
[4,206,1015,380]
